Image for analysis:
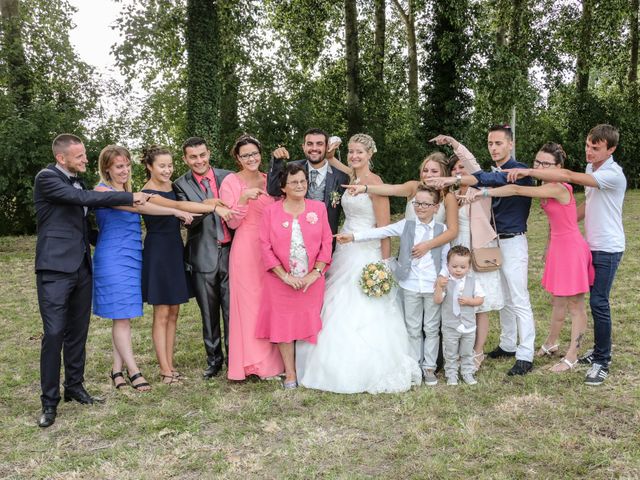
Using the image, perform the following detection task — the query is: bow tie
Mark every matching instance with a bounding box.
[491,166,502,173]
[69,176,79,182]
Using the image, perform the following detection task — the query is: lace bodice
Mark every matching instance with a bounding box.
[341,192,377,232]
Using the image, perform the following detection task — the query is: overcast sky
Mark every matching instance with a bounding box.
[68,0,121,78]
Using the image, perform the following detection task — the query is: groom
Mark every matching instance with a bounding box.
[267,128,349,236]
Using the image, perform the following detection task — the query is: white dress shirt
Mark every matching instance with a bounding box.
[354,217,449,294]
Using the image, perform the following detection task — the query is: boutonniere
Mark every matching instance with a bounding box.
[306,212,318,224]
[282,221,289,228]
[330,190,341,208]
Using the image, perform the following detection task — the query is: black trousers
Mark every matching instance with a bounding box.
[190,245,230,368]
[36,259,92,407]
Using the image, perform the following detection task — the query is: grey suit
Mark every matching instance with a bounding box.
[174,168,233,368]
[267,157,349,236]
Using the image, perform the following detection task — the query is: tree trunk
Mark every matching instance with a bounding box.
[373,0,385,85]
[629,0,639,84]
[576,0,593,94]
[392,0,418,106]
[0,0,32,109]
[185,0,221,151]
[345,0,362,136]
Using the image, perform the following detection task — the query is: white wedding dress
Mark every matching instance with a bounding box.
[296,193,422,393]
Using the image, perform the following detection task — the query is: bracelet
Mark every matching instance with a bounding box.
[453,174,462,189]
[482,188,489,197]
[364,185,368,193]
[313,267,324,276]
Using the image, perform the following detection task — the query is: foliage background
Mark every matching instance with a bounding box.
[1,0,639,234]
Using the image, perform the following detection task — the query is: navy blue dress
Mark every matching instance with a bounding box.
[93,184,143,319]
[141,189,192,305]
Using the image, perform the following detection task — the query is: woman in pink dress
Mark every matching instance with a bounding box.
[256,164,333,388]
[219,135,284,380]
[472,143,594,372]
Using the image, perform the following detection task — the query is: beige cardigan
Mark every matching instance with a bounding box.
[454,143,497,249]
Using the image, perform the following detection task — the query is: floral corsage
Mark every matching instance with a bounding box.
[330,191,342,208]
[306,212,318,224]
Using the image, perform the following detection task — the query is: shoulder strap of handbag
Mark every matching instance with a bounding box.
[469,196,501,249]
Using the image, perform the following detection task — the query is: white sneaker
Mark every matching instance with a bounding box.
[446,376,458,386]
[462,373,477,385]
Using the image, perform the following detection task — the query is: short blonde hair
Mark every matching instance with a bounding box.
[98,145,133,192]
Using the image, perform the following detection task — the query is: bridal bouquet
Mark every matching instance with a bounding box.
[359,261,396,298]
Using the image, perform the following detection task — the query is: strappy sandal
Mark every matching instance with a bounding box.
[109,371,127,389]
[473,351,485,371]
[161,374,181,385]
[537,344,559,357]
[128,372,151,391]
[550,357,578,373]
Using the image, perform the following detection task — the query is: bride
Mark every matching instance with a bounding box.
[296,134,421,393]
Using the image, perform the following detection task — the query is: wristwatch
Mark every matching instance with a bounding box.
[313,267,324,276]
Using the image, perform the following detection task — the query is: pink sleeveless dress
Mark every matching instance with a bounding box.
[540,183,594,296]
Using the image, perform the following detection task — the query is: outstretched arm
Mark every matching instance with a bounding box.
[370,182,392,258]
[344,180,419,199]
[480,182,569,202]
[505,167,599,188]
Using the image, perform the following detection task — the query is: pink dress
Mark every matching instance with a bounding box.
[220,173,284,380]
[541,183,594,296]
[256,199,333,344]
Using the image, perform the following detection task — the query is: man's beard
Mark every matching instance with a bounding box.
[306,152,326,165]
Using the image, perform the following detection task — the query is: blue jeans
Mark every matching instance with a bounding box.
[589,251,623,366]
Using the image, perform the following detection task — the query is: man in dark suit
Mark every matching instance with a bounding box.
[34,134,150,428]
[173,137,234,379]
[267,128,349,237]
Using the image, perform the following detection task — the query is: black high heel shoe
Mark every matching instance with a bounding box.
[110,371,127,389]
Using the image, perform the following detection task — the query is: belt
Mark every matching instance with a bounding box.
[498,232,525,239]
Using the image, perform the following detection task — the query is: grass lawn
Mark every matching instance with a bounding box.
[1,191,639,479]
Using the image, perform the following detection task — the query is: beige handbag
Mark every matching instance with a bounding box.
[469,202,502,272]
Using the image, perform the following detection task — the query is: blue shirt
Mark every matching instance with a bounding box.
[472,158,533,234]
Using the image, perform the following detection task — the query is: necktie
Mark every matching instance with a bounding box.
[451,277,461,317]
[201,177,225,242]
[309,169,318,186]
[69,176,87,215]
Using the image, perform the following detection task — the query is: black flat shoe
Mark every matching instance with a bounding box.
[109,371,127,389]
[38,406,57,428]
[64,387,103,404]
[128,372,151,391]
[507,359,533,376]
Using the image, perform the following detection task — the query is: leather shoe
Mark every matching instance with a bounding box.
[507,359,534,376]
[64,387,103,405]
[38,406,57,428]
[203,364,222,379]
[487,345,517,359]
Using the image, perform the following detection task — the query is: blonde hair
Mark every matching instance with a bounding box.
[348,133,377,154]
[98,145,133,192]
[418,151,449,177]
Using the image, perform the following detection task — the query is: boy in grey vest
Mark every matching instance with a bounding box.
[336,186,449,385]
[434,246,485,385]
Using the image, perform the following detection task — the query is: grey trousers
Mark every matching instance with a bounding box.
[403,289,441,370]
[442,324,475,378]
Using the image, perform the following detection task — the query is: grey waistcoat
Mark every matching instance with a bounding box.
[307,173,326,201]
[395,220,444,281]
[441,275,476,330]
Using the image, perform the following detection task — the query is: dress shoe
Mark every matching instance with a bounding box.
[64,387,103,404]
[507,359,533,376]
[38,406,57,428]
[203,364,222,379]
[487,345,516,359]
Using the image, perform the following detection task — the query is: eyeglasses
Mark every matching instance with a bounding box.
[412,201,437,208]
[238,151,261,161]
[533,160,555,168]
[286,180,308,186]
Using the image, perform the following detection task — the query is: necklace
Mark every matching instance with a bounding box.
[353,172,370,184]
